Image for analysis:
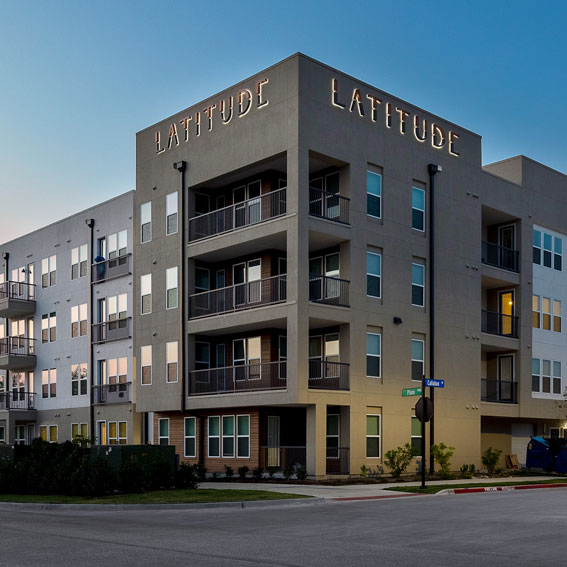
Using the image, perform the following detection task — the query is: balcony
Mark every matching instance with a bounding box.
[260,446,306,470]
[0,392,36,410]
[0,337,36,370]
[308,360,350,391]
[481,379,518,404]
[93,382,132,405]
[0,281,36,318]
[92,318,131,344]
[309,188,350,224]
[189,361,287,396]
[190,276,286,319]
[92,254,131,284]
[309,275,349,307]
[189,188,287,241]
[481,310,519,338]
[481,242,519,273]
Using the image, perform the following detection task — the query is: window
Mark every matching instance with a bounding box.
[532,295,561,332]
[411,263,425,306]
[158,418,169,445]
[554,237,562,271]
[71,363,88,396]
[411,339,424,381]
[222,415,235,457]
[41,255,56,287]
[71,244,88,280]
[97,421,107,445]
[411,416,422,454]
[40,425,58,443]
[141,345,152,385]
[0,425,5,444]
[366,415,380,458]
[327,414,339,458]
[554,300,562,332]
[367,170,382,219]
[532,295,541,328]
[166,341,178,383]
[412,187,425,231]
[366,332,381,378]
[195,342,210,370]
[71,423,88,439]
[71,304,87,337]
[108,421,127,445]
[195,267,210,294]
[141,274,151,314]
[108,230,127,258]
[166,192,178,235]
[532,358,560,395]
[208,416,220,457]
[534,229,563,271]
[237,415,250,458]
[542,297,551,330]
[141,202,152,243]
[184,417,196,457]
[532,358,540,393]
[107,294,127,323]
[166,267,178,309]
[533,230,542,264]
[553,361,562,395]
[367,251,381,298]
[543,233,552,268]
[42,369,57,398]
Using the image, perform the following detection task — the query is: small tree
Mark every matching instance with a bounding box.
[384,443,416,478]
[482,447,502,475]
[431,443,455,479]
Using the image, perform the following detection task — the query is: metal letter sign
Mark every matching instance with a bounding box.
[425,379,444,388]
[415,397,433,423]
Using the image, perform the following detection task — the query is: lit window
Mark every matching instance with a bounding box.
[141,202,152,243]
[141,274,151,314]
[166,341,178,383]
[411,263,425,307]
[367,171,382,219]
[532,295,541,328]
[554,300,561,332]
[412,187,425,231]
[366,415,380,458]
[367,251,381,298]
[542,297,551,330]
[141,345,152,385]
[71,423,88,439]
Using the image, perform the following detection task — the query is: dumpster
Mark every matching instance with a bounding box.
[553,440,567,474]
[526,437,552,471]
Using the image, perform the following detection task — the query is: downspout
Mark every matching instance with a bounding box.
[427,164,441,474]
[85,219,95,443]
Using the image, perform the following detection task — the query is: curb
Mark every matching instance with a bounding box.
[0,497,324,512]
[332,493,423,502]
[439,482,567,496]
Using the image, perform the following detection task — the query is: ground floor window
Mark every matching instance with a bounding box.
[40,425,58,443]
[158,418,169,445]
[208,416,220,457]
[71,423,88,440]
[222,415,235,457]
[108,421,127,445]
[237,415,250,458]
[184,417,196,457]
[366,415,380,458]
[411,416,422,454]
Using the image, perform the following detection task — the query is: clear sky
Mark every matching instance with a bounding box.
[1,0,566,242]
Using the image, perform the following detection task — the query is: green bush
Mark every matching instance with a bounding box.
[295,465,307,481]
[482,447,503,474]
[252,467,263,480]
[384,443,416,478]
[224,465,234,479]
[238,466,249,479]
[195,463,208,481]
[175,463,200,489]
[267,466,278,479]
[431,443,455,479]
[460,464,476,479]
[360,464,369,478]
[283,466,293,480]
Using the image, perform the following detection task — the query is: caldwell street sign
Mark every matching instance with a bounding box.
[425,379,445,388]
[402,387,422,397]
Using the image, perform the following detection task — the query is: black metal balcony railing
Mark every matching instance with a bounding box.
[308,360,350,391]
[189,188,287,241]
[190,275,286,318]
[92,318,131,344]
[308,275,350,307]
[189,361,287,396]
[481,379,518,403]
[481,242,519,273]
[260,446,307,471]
[326,447,350,475]
[0,392,36,410]
[0,337,36,356]
[481,310,519,338]
[0,281,36,301]
[92,253,131,283]
[309,187,350,224]
[93,382,132,405]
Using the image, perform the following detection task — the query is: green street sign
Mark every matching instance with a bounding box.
[402,387,422,397]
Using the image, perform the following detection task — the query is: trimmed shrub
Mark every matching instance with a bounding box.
[238,466,249,479]
[482,447,502,475]
[384,443,416,478]
[252,467,263,480]
[295,465,307,481]
[224,465,234,479]
[431,443,455,479]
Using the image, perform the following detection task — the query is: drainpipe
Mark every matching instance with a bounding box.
[85,218,95,442]
[427,164,442,474]
[173,161,187,412]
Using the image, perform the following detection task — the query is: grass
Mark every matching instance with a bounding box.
[0,489,310,505]
[384,478,567,495]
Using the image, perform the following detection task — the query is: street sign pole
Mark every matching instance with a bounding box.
[420,374,426,489]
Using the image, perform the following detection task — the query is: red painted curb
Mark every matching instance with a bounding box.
[452,483,567,494]
[332,493,422,501]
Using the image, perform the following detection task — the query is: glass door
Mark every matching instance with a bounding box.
[247,180,262,225]
[498,225,516,270]
[233,263,246,308]
[498,355,514,401]
[498,290,515,336]
[247,259,261,304]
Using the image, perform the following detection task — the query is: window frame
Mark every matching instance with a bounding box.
[140,274,152,315]
[236,414,250,458]
[411,339,425,382]
[184,417,196,458]
[366,332,381,378]
[222,415,235,458]
[158,418,169,446]
[141,345,152,386]
[366,170,382,219]
[411,263,425,307]
[366,414,381,459]
[208,416,220,458]
[166,267,178,310]
[141,201,152,243]
[366,251,382,298]
[166,192,179,236]
[411,186,425,232]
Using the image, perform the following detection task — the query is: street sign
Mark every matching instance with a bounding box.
[415,397,433,423]
[402,387,422,397]
[425,379,445,388]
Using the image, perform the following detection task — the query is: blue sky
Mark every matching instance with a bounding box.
[1,0,566,242]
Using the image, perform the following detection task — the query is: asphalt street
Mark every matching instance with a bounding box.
[1,489,566,567]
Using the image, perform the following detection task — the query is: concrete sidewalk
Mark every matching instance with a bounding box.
[200,476,561,499]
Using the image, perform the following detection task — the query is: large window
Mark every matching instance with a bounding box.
[41,313,56,343]
[208,416,220,457]
[195,342,210,370]
[367,251,381,298]
[40,425,58,443]
[107,230,128,259]
[158,418,169,445]
[108,421,127,445]
[366,332,381,378]
[237,415,250,458]
[412,187,425,231]
[366,415,380,458]
[411,416,422,454]
[141,345,152,385]
[141,202,152,243]
[71,304,87,338]
[41,369,56,398]
[71,244,88,280]
[41,255,56,288]
[533,229,562,271]
[141,274,152,315]
[367,171,382,219]
[71,363,88,396]
[166,192,178,235]
[184,417,196,458]
[411,263,425,307]
[166,267,178,309]
[222,415,235,457]
[532,295,561,332]
[411,339,424,382]
[71,423,88,440]
[166,341,178,383]
[532,358,561,394]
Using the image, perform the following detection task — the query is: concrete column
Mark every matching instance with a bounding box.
[306,403,327,477]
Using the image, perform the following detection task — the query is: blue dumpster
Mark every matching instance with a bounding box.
[526,437,552,470]
[555,445,567,474]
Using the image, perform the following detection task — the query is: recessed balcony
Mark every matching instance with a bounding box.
[481,241,519,273]
[93,382,132,405]
[92,254,132,284]
[308,275,349,307]
[481,378,518,404]
[0,391,36,410]
[308,188,350,225]
[0,282,36,318]
[481,310,519,338]
[308,360,350,391]
[92,318,131,344]
[0,337,36,370]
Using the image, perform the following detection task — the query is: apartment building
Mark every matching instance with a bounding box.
[0,192,141,446]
